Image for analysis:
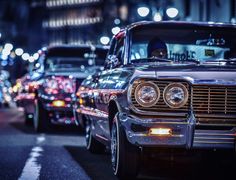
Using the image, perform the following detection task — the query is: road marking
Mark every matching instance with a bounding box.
[19,135,45,180]
[36,135,45,144]
[18,146,43,180]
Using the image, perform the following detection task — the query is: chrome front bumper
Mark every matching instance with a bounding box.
[119,113,236,150]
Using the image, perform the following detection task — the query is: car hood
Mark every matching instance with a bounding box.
[132,63,236,85]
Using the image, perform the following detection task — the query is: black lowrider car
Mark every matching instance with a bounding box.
[34,45,108,132]
[76,21,236,178]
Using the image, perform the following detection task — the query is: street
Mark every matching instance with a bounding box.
[0,107,235,180]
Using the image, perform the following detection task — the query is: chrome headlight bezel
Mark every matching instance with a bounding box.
[163,83,189,109]
[134,81,160,107]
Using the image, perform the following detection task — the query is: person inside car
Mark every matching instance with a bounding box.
[147,37,168,59]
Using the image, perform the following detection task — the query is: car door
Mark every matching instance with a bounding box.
[93,36,125,140]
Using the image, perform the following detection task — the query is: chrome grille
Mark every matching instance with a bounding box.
[131,79,190,114]
[192,85,236,126]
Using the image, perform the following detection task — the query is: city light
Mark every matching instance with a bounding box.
[114,18,120,25]
[33,53,39,60]
[166,7,179,18]
[15,48,24,56]
[137,7,150,17]
[2,48,11,56]
[153,12,162,22]
[4,43,13,51]
[28,56,35,63]
[1,60,8,66]
[35,63,40,68]
[100,36,110,45]
[1,54,8,61]
[22,53,30,61]
[111,26,120,35]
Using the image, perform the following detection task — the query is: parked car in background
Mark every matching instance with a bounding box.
[76,21,236,178]
[14,49,46,124]
[34,45,108,132]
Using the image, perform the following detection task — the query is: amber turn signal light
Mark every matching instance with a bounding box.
[52,100,65,107]
[149,128,172,136]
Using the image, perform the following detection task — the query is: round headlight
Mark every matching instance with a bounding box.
[163,83,188,108]
[134,82,160,107]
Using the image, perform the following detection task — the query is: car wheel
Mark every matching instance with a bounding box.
[34,99,50,132]
[111,113,140,178]
[85,119,105,153]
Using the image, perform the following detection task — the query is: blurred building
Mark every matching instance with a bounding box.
[43,0,104,45]
[1,0,236,52]
[0,0,236,82]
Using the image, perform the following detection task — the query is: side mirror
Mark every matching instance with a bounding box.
[107,55,120,69]
[93,72,101,83]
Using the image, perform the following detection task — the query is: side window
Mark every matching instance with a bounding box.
[104,36,125,70]
[114,38,124,61]
[104,39,116,70]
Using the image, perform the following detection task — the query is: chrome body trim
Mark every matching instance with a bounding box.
[118,112,236,149]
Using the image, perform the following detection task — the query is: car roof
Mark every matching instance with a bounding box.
[126,21,236,31]
[45,44,108,57]
[47,44,108,51]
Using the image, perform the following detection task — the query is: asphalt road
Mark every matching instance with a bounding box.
[0,107,235,180]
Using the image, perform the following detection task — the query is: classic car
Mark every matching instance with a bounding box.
[34,45,108,132]
[15,48,46,124]
[76,21,236,178]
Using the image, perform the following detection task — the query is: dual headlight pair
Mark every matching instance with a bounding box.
[134,82,188,109]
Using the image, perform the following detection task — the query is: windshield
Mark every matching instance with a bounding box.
[130,25,236,65]
[45,49,107,72]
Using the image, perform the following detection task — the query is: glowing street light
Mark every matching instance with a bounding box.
[28,56,35,63]
[153,12,162,22]
[114,18,121,25]
[137,7,150,17]
[33,53,39,60]
[2,48,11,56]
[166,7,179,18]
[100,36,110,45]
[111,26,121,35]
[35,63,40,68]
[15,48,24,56]
[22,53,30,61]
[4,43,13,51]
[1,54,8,61]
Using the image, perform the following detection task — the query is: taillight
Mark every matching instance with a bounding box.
[61,79,74,93]
[46,78,59,89]
[25,81,40,92]
[44,76,75,94]
[28,81,40,91]
[45,88,58,94]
